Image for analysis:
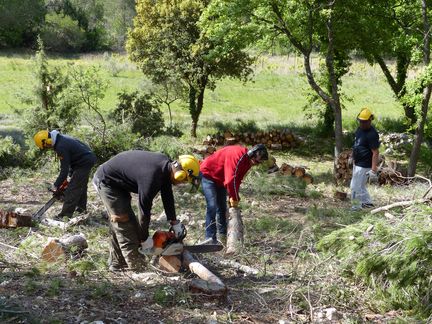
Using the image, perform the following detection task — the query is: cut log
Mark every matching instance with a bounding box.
[226,208,244,255]
[41,234,88,263]
[0,209,32,228]
[293,167,306,178]
[302,173,313,184]
[182,250,227,296]
[159,255,182,273]
[334,191,348,201]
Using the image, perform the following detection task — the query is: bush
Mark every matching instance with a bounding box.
[147,135,188,160]
[317,208,432,317]
[0,136,24,167]
[41,13,86,52]
[73,124,149,164]
[111,90,165,138]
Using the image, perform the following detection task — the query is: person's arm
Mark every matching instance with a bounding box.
[371,148,379,172]
[54,150,71,187]
[160,181,176,223]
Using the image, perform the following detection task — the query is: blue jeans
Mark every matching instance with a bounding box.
[201,175,227,240]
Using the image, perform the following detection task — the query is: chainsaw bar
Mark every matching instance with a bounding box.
[32,196,58,221]
[183,244,223,254]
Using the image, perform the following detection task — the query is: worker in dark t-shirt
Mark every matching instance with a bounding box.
[350,108,380,210]
[93,150,200,272]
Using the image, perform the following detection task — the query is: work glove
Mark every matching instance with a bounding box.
[170,220,186,239]
[229,198,239,208]
[48,184,58,193]
[366,170,379,184]
[138,237,155,256]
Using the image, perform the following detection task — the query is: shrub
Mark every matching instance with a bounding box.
[111,90,165,138]
[73,124,149,164]
[318,208,432,317]
[0,136,24,168]
[147,135,188,160]
[41,13,86,52]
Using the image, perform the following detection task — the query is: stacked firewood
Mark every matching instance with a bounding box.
[335,149,409,186]
[278,162,314,184]
[335,150,353,185]
[202,128,303,150]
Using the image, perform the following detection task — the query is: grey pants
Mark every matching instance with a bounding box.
[350,165,372,209]
[93,176,146,271]
[59,165,93,217]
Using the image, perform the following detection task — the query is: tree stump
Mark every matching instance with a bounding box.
[41,234,88,263]
[226,208,244,255]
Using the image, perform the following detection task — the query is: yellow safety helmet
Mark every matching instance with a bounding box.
[357,107,374,121]
[33,130,52,149]
[174,154,200,183]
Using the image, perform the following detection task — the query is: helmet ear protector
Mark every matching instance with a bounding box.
[172,160,188,181]
[247,144,269,162]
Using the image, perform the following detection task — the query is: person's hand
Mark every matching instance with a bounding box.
[138,237,154,256]
[48,184,57,193]
[366,170,378,183]
[229,198,239,208]
[170,220,186,239]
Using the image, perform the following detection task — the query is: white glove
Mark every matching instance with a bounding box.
[48,184,57,193]
[138,237,154,256]
[366,170,378,183]
[171,221,185,238]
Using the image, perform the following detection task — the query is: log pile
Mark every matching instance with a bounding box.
[335,150,353,185]
[202,128,303,150]
[274,162,314,184]
[0,209,32,228]
[335,149,409,186]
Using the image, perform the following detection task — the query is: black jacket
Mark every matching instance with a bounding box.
[53,134,96,187]
[94,150,176,221]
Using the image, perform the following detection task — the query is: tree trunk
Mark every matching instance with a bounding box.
[189,81,206,138]
[408,0,432,176]
[325,5,343,164]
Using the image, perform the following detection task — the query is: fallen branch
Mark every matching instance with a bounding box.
[182,250,227,296]
[217,259,260,275]
[370,199,429,215]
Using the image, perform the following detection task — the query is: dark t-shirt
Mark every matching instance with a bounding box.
[95,150,176,221]
[352,126,380,168]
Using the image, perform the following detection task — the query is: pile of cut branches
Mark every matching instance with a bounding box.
[317,204,432,317]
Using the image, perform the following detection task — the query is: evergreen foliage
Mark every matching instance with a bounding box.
[318,207,432,316]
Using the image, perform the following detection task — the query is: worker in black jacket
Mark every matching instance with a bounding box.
[92,150,200,272]
[34,130,96,219]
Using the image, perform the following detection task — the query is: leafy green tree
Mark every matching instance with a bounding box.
[0,0,46,48]
[202,0,355,160]
[111,90,165,137]
[127,0,253,137]
[22,37,81,137]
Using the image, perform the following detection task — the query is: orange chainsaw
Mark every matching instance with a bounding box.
[140,226,223,256]
[32,180,69,221]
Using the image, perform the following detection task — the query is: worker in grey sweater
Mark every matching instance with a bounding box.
[34,130,96,219]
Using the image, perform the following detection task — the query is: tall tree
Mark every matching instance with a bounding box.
[0,0,45,48]
[202,0,353,161]
[127,0,253,137]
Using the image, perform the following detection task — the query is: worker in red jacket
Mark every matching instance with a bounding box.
[199,144,268,244]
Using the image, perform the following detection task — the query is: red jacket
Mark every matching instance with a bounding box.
[200,145,252,201]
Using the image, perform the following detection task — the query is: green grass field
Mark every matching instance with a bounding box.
[0,51,402,135]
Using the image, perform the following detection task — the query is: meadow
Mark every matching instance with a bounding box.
[0,51,402,137]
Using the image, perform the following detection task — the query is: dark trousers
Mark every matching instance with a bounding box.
[201,175,227,240]
[93,175,146,271]
[59,165,93,217]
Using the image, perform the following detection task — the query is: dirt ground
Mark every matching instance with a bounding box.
[0,175,410,323]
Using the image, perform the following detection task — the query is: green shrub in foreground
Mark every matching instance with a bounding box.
[317,206,432,317]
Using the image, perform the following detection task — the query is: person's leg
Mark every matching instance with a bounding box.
[215,186,228,239]
[58,166,92,218]
[201,176,218,241]
[96,180,145,271]
[351,165,371,209]
[360,168,373,206]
